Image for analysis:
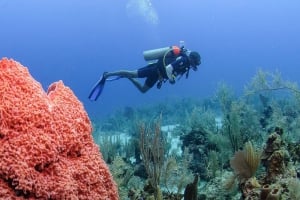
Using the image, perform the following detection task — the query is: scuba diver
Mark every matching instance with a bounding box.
[88,44,201,101]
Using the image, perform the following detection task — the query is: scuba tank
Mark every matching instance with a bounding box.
[143,45,181,61]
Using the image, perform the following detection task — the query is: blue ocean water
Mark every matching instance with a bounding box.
[1,0,299,119]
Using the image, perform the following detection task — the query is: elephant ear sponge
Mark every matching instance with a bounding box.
[0,58,118,199]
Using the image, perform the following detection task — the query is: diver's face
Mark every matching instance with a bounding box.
[190,58,200,71]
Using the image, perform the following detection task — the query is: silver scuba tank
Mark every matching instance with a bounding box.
[143,47,171,61]
[143,41,185,61]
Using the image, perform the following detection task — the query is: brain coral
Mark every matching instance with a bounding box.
[0,58,118,199]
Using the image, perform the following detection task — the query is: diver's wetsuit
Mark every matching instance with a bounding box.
[137,52,191,88]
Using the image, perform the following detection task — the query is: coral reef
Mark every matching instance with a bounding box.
[180,127,217,180]
[230,141,261,183]
[228,141,261,199]
[0,58,118,199]
[261,128,290,183]
[230,128,298,200]
[92,69,300,199]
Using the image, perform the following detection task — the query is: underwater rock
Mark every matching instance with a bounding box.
[0,58,118,199]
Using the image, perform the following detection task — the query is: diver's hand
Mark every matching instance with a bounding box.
[166,64,176,84]
[166,64,174,79]
[169,78,175,84]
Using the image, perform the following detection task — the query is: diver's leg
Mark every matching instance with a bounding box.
[128,78,150,93]
[104,70,138,79]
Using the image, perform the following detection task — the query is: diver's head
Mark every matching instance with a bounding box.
[188,51,201,71]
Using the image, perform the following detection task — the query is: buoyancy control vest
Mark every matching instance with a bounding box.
[143,45,191,89]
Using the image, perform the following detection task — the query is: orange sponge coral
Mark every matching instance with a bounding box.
[0,58,119,199]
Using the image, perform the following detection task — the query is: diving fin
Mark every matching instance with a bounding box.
[89,74,124,101]
[88,75,106,101]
